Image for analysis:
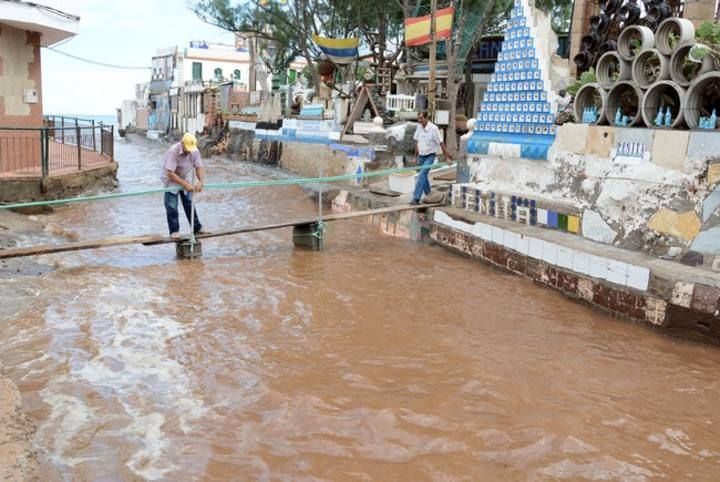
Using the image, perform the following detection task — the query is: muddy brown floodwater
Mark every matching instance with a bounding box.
[1,135,720,481]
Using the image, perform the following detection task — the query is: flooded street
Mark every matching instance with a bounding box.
[1,136,720,480]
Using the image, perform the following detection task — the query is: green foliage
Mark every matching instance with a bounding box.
[668,32,679,50]
[567,68,596,96]
[690,44,710,62]
[534,0,573,33]
[696,20,720,46]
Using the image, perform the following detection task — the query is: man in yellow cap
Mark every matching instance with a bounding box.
[161,133,207,238]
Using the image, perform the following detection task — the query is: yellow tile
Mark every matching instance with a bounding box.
[648,208,677,235]
[674,211,702,241]
[648,208,701,241]
[568,215,580,234]
[709,163,720,185]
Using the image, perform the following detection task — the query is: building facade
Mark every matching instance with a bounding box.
[0,1,78,128]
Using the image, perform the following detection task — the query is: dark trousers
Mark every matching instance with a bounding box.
[164,191,202,234]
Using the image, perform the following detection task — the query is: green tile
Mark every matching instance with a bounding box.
[558,213,569,231]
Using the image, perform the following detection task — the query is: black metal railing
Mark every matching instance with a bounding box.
[0,123,114,177]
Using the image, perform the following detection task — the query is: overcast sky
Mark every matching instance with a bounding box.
[39,0,234,115]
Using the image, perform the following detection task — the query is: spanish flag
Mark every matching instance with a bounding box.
[312,35,359,64]
[404,7,454,47]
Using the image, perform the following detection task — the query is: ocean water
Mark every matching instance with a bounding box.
[47,114,117,127]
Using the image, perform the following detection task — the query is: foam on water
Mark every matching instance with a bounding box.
[37,279,206,479]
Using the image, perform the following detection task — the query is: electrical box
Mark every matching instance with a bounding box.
[23,89,38,104]
[435,110,450,125]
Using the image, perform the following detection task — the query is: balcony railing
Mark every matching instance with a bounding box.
[385,94,417,112]
[0,120,114,178]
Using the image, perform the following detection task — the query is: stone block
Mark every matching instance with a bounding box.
[554,123,589,154]
[644,297,668,325]
[691,226,720,255]
[687,131,720,163]
[651,130,690,172]
[708,163,720,186]
[670,282,694,308]
[581,210,617,244]
[585,125,615,158]
[648,208,702,241]
[691,284,720,314]
[702,186,720,222]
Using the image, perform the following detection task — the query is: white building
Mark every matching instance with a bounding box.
[176,41,252,87]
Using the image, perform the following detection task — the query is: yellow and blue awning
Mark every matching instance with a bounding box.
[312,35,359,64]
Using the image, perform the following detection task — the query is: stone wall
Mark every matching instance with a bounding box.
[462,124,720,270]
[0,162,119,202]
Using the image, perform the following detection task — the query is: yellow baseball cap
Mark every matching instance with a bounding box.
[181,133,198,152]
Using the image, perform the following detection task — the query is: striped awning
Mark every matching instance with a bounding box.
[312,35,359,64]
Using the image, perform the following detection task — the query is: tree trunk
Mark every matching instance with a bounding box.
[463,55,474,117]
[446,75,461,157]
[444,36,459,157]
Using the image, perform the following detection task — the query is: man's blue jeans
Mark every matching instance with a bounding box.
[164,190,203,234]
[413,153,436,202]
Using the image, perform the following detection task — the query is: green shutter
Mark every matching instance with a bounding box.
[192,62,202,81]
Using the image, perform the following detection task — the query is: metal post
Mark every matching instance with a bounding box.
[428,0,437,121]
[92,120,97,151]
[76,125,82,170]
[110,125,114,160]
[318,164,323,225]
[61,116,64,144]
[40,129,48,178]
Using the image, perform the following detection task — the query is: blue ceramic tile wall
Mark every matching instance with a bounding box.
[469,0,556,159]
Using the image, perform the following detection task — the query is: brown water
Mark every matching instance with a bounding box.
[2,136,720,481]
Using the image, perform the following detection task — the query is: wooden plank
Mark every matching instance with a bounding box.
[369,187,401,197]
[0,204,441,259]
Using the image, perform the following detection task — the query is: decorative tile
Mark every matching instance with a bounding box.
[516,206,531,225]
[558,214,569,231]
[567,216,580,234]
[537,208,548,225]
[547,211,559,228]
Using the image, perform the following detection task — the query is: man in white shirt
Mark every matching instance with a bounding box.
[411,112,452,204]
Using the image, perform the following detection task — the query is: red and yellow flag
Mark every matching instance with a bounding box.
[404,7,454,47]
